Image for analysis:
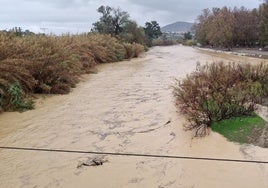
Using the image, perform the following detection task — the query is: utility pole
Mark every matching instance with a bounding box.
[40,27,48,34]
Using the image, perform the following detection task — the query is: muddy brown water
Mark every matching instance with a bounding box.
[0,45,268,188]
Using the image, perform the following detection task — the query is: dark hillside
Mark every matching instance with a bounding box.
[161,21,193,33]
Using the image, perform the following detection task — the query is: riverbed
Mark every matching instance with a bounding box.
[0,45,267,188]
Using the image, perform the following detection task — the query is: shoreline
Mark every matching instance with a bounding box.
[196,46,268,59]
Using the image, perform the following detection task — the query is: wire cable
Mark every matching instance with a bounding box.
[0,146,268,164]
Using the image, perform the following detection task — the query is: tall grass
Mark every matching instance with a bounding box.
[0,32,144,112]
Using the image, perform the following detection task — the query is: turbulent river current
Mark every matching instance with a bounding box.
[0,45,268,188]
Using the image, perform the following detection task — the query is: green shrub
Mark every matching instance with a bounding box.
[7,82,34,111]
[183,40,197,46]
[173,62,268,136]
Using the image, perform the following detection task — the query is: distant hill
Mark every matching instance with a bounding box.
[161,21,193,33]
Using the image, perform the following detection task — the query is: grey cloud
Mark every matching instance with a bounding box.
[126,0,262,25]
[0,0,263,34]
[1,0,100,23]
[127,0,196,12]
[24,0,91,8]
[128,0,261,11]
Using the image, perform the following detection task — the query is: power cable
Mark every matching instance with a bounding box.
[0,146,268,164]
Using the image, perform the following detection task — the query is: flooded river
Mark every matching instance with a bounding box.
[0,45,268,188]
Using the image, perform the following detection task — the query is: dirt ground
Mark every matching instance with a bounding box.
[232,48,268,58]
[0,45,268,188]
[250,105,268,148]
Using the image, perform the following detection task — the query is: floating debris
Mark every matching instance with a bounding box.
[77,156,108,168]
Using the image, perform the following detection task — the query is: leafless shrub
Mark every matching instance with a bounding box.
[173,62,268,136]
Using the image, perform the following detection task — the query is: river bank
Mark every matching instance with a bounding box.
[197,46,268,59]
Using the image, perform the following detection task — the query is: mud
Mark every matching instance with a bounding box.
[0,45,268,188]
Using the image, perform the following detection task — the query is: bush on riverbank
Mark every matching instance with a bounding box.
[152,38,179,46]
[173,62,268,136]
[183,39,197,46]
[0,32,144,112]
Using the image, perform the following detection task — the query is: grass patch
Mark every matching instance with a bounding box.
[211,114,266,144]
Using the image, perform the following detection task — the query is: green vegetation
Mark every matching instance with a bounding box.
[183,32,193,40]
[152,37,179,46]
[92,5,131,36]
[144,21,162,46]
[151,32,196,47]
[194,1,268,48]
[173,62,268,136]
[183,39,197,46]
[8,82,34,111]
[92,5,162,47]
[212,114,266,144]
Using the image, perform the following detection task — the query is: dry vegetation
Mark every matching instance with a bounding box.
[152,38,179,46]
[0,32,144,112]
[173,62,268,136]
[194,3,268,48]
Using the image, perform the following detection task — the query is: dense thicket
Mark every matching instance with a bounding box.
[173,62,268,136]
[194,2,268,48]
[0,5,163,113]
[0,32,144,112]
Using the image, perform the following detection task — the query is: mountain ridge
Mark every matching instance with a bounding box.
[161,21,193,33]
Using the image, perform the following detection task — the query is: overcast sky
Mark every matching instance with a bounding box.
[0,0,264,34]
